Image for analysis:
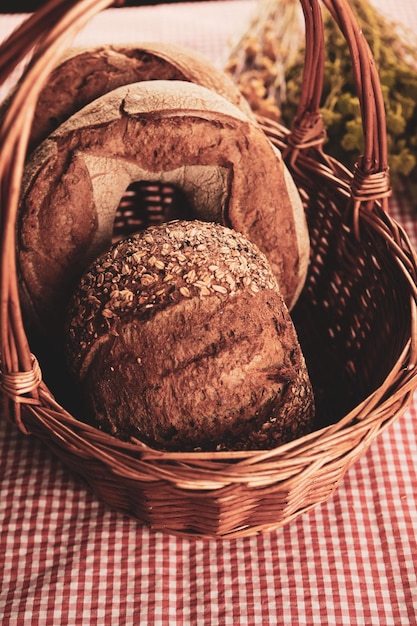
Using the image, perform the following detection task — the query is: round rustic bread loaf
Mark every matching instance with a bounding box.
[65,220,315,452]
[24,41,255,153]
[18,79,309,338]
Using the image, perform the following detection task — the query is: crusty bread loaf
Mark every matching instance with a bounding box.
[25,41,255,153]
[65,220,315,452]
[18,80,309,338]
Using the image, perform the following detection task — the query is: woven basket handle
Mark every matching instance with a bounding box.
[0,0,113,429]
[286,0,326,154]
[287,0,391,212]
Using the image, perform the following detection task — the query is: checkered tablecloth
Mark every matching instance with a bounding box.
[1,1,417,625]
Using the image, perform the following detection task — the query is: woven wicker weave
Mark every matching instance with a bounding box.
[1,0,417,538]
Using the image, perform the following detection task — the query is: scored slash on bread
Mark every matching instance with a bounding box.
[18,79,309,337]
[25,41,257,153]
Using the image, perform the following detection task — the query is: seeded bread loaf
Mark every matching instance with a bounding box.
[18,80,309,338]
[65,220,315,452]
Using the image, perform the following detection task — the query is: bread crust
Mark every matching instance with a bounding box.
[66,220,315,451]
[25,41,255,152]
[18,80,309,336]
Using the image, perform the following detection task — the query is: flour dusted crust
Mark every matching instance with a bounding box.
[18,80,309,337]
[65,220,315,452]
[27,41,255,152]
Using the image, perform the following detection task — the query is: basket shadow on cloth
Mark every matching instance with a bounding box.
[0,0,417,538]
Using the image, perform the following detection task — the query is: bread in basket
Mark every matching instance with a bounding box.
[0,0,416,538]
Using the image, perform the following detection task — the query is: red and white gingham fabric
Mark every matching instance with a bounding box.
[1,2,417,624]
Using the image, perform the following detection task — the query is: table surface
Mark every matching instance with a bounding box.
[1,1,417,625]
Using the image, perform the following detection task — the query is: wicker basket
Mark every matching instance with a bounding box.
[1,0,417,539]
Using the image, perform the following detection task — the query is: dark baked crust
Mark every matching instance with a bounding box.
[26,41,255,152]
[18,80,309,338]
[66,220,315,452]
